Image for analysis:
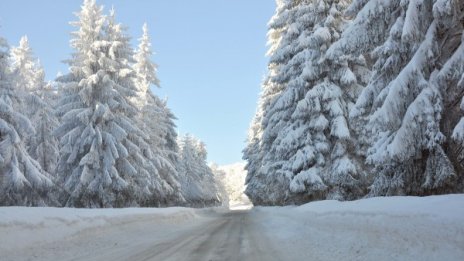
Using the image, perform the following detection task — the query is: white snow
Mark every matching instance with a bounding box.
[1,195,463,260]
[253,194,464,260]
[0,207,199,252]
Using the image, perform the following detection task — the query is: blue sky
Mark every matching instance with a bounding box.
[0,0,276,165]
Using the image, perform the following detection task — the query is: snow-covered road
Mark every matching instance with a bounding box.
[1,195,464,261]
[1,208,279,261]
[123,210,279,261]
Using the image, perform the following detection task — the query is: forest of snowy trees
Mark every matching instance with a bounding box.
[2,0,462,208]
[244,0,464,205]
[0,0,223,208]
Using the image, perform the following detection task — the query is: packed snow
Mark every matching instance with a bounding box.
[255,194,464,260]
[1,194,463,260]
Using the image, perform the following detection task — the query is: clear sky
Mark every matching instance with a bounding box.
[0,0,276,165]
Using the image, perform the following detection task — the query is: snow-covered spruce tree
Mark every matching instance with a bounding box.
[0,35,54,206]
[245,0,370,205]
[55,1,161,207]
[9,36,44,118]
[27,81,60,176]
[101,9,164,207]
[328,0,464,196]
[177,134,221,207]
[10,36,59,175]
[132,23,184,206]
[452,71,464,177]
[275,0,370,202]
[55,0,122,207]
[436,28,464,193]
[133,24,160,104]
[244,0,305,205]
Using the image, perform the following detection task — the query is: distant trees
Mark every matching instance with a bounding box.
[0,0,223,208]
[211,163,248,206]
[177,134,222,207]
[245,0,464,205]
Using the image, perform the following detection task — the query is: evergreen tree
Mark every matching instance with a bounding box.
[104,9,162,207]
[0,35,54,206]
[245,0,369,205]
[283,0,369,201]
[133,23,184,206]
[55,0,152,207]
[9,36,44,110]
[28,82,60,176]
[244,0,303,205]
[178,134,221,207]
[328,0,464,196]
[10,36,59,175]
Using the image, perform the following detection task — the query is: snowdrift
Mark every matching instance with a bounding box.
[253,194,464,261]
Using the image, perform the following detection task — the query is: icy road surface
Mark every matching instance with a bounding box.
[1,195,464,261]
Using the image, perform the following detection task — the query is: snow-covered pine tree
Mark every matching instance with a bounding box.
[245,0,370,205]
[55,0,158,207]
[0,35,54,206]
[9,36,44,117]
[133,23,160,104]
[452,71,464,179]
[156,99,180,167]
[178,134,221,207]
[281,0,369,202]
[55,0,121,207]
[146,96,185,206]
[27,81,60,176]
[132,23,184,206]
[328,0,464,196]
[104,9,168,207]
[244,0,304,205]
[10,36,59,175]
[436,13,464,193]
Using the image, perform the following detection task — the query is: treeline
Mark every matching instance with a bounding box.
[0,0,223,208]
[244,0,464,205]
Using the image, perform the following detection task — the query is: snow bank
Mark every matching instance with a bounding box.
[0,207,200,252]
[253,194,464,261]
[295,194,464,219]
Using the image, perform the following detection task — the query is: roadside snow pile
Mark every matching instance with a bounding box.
[0,207,200,252]
[253,194,464,261]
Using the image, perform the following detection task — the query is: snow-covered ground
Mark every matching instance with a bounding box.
[255,194,464,260]
[1,195,463,260]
